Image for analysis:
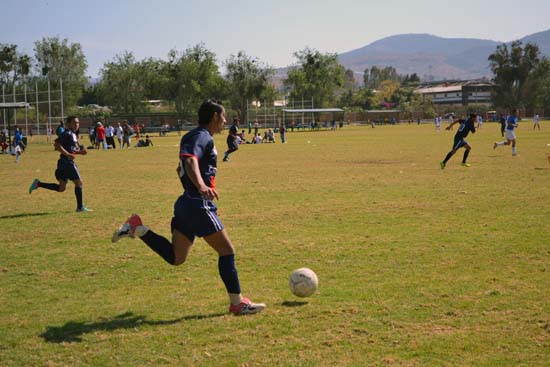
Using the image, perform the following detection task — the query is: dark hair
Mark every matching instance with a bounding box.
[66,116,78,124]
[198,99,223,126]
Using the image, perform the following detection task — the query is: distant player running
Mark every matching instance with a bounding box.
[222,117,239,162]
[112,100,265,316]
[440,114,477,169]
[493,109,519,156]
[28,116,92,212]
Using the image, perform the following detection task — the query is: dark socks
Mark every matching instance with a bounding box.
[140,230,175,265]
[218,254,241,294]
[443,151,454,164]
[462,150,470,163]
[39,182,60,191]
[75,187,83,209]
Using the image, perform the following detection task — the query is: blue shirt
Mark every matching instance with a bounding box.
[14,131,23,145]
[179,127,217,195]
[455,118,476,139]
[55,129,79,159]
[506,115,518,131]
[56,125,65,137]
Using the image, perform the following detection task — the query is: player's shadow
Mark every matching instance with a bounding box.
[281,300,309,307]
[0,212,51,220]
[40,311,225,343]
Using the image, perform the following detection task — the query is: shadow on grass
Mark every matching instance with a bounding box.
[281,300,309,307]
[0,212,51,220]
[40,311,225,343]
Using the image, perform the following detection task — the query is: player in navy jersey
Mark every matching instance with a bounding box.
[222,117,239,162]
[493,109,519,156]
[112,100,265,315]
[440,114,477,169]
[28,116,92,212]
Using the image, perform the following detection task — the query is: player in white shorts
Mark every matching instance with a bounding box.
[493,109,519,156]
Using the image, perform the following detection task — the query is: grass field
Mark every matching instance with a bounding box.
[1,123,549,366]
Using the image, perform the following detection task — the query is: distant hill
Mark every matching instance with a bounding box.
[336,30,550,81]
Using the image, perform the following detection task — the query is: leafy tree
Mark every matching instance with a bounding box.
[162,44,224,120]
[364,66,400,89]
[529,58,550,112]
[34,37,88,109]
[0,44,31,87]
[99,51,146,114]
[284,48,345,108]
[488,41,540,109]
[225,51,274,119]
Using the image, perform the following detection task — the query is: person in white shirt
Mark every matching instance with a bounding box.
[105,123,115,149]
[533,113,541,130]
[116,122,124,149]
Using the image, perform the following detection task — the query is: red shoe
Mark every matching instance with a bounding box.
[112,214,143,242]
[229,297,266,315]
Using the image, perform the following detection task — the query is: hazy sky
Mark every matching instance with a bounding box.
[2,0,549,77]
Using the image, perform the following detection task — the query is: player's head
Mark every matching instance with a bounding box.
[198,99,225,133]
[233,117,240,125]
[469,113,477,120]
[511,108,518,115]
[66,116,79,130]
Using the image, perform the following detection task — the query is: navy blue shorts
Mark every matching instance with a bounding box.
[55,158,81,182]
[226,135,239,151]
[453,137,468,150]
[171,193,224,242]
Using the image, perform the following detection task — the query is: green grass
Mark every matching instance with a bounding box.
[1,123,549,366]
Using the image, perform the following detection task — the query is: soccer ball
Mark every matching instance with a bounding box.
[289,268,318,297]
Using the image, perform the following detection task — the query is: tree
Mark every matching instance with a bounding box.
[225,51,274,119]
[529,58,550,113]
[99,51,147,114]
[0,44,31,87]
[284,48,345,108]
[364,66,400,89]
[488,41,540,109]
[162,44,224,119]
[34,37,88,109]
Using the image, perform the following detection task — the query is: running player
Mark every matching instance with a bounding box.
[440,114,477,169]
[28,116,92,212]
[112,100,265,316]
[493,109,519,156]
[222,117,239,162]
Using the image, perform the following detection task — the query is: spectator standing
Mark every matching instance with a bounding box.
[280,124,286,143]
[116,122,124,148]
[105,123,116,149]
[95,122,106,149]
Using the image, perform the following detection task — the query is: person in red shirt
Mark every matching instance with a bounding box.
[95,122,106,149]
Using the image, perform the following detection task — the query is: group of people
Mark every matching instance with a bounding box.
[87,121,140,149]
[440,108,521,169]
[1,128,26,163]
[28,101,266,316]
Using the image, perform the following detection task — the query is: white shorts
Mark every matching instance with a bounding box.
[505,130,516,141]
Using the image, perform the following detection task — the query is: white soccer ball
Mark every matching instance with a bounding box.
[289,268,318,297]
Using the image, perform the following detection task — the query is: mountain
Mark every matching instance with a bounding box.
[336,30,550,81]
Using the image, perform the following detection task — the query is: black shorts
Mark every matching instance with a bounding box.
[226,135,238,150]
[55,158,81,182]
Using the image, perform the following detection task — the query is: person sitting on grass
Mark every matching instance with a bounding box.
[136,135,154,147]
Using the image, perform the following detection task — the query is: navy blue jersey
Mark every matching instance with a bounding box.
[455,118,476,139]
[179,127,217,194]
[229,124,238,135]
[55,129,80,158]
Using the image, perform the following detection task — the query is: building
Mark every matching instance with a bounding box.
[415,80,494,106]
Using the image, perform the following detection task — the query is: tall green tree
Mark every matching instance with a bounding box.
[225,51,274,119]
[34,37,88,109]
[0,44,31,87]
[99,51,146,114]
[162,44,224,119]
[488,41,540,109]
[364,66,401,89]
[284,48,345,108]
[528,58,550,112]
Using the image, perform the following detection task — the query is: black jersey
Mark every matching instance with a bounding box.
[455,118,476,139]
